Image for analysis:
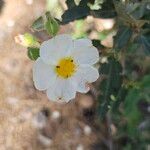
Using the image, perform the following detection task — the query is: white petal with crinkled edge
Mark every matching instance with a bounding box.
[71,45,99,65]
[73,65,99,93]
[46,78,77,102]
[40,34,73,65]
[33,58,57,91]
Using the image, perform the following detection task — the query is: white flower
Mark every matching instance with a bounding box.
[33,34,99,102]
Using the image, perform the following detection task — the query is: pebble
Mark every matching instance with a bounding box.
[7,20,15,27]
[51,110,61,120]
[84,125,92,136]
[6,97,19,106]
[76,144,84,150]
[38,134,52,146]
[32,112,47,129]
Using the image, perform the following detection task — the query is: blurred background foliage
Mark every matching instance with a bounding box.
[16,0,150,149]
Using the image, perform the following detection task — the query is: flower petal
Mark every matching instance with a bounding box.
[33,58,56,91]
[71,45,99,65]
[74,65,99,93]
[40,34,73,65]
[46,78,77,102]
[74,38,92,47]
[77,79,90,93]
[69,38,92,55]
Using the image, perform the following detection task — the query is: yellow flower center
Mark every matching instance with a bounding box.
[55,57,76,78]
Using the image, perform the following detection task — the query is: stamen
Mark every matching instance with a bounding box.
[55,57,76,79]
[56,66,60,68]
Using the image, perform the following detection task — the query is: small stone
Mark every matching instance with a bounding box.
[32,112,47,129]
[6,97,19,106]
[76,144,84,150]
[38,134,52,146]
[51,111,61,120]
[84,125,92,136]
[7,20,15,27]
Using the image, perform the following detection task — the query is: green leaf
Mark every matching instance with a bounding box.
[31,12,60,35]
[142,2,150,20]
[114,1,136,24]
[114,1,148,27]
[98,57,122,118]
[27,47,40,61]
[126,43,139,54]
[79,0,89,6]
[92,39,104,49]
[31,16,45,31]
[45,17,59,36]
[66,0,76,9]
[114,26,133,49]
[61,1,90,24]
[90,10,116,18]
[91,0,116,18]
[127,2,149,20]
[124,75,150,135]
[111,87,127,113]
[61,6,90,24]
[62,0,107,24]
[136,34,150,55]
